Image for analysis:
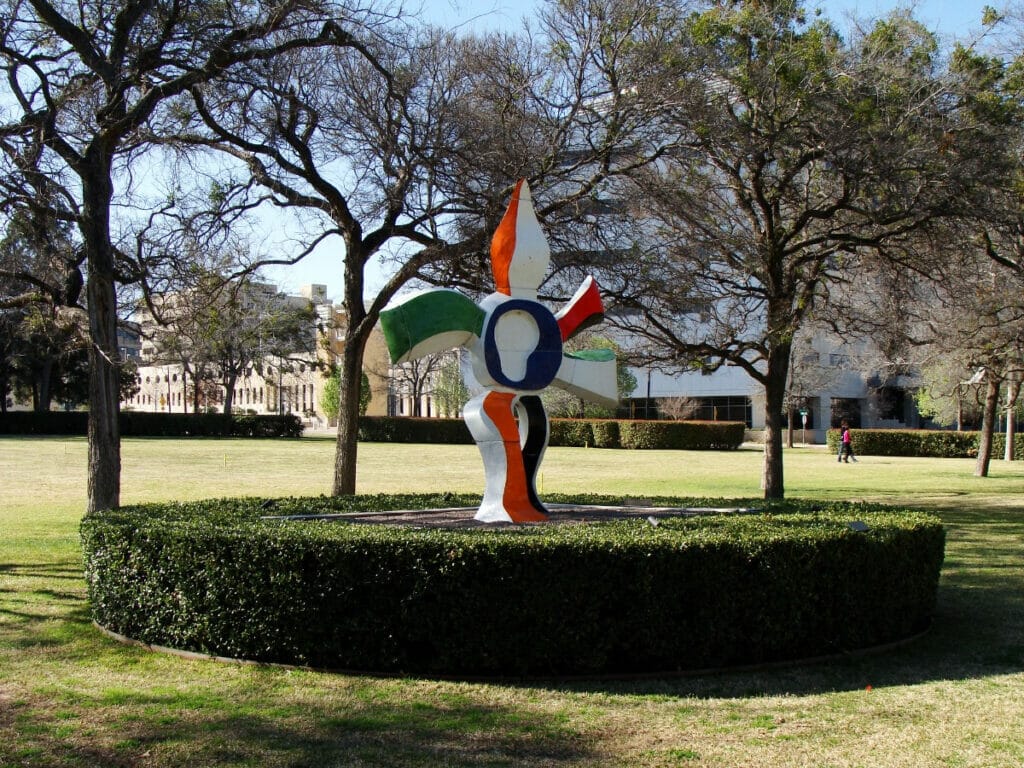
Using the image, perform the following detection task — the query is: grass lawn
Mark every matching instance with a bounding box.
[1,436,1023,767]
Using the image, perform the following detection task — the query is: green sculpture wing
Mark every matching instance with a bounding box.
[380,289,486,364]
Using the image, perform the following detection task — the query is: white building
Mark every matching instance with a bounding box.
[617,330,922,443]
[122,283,391,423]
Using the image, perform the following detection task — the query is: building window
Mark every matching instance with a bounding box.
[876,387,906,422]
[689,396,752,427]
[830,398,862,428]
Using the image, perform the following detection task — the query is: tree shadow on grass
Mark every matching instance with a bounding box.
[3,682,599,768]
[0,560,84,581]
[2,556,598,767]
[0,558,93,652]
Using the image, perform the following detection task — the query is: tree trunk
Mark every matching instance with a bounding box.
[83,167,121,513]
[412,381,422,416]
[974,375,1001,477]
[1005,377,1019,462]
[36,357,54,411]
[223,372,237,416]
[332,334,367,495]
[786,405,795,449]
[333,234,377,496]
[761,344,791,500]
[192,366,204,413]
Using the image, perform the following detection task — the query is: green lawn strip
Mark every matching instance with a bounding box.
[1,436,1023,767]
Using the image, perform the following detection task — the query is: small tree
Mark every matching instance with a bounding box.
[8,306,89,411]
[0,0,372,511]
[389,353,448,417]
[321,368,370,423]
[178,0,676,495]
[660,396,699,421]
[432,354,470,418]
[914,357,983,430]
[144,274,320,416]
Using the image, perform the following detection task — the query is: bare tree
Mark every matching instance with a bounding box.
[171,0,676,494]
[389,353,448,417]
[1005,371,1020,461]
[0,0,374,511]
[660,396,699,421]
[782,329,843,447]
[141,264,320,416]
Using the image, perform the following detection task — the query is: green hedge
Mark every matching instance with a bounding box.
[618,420,745,450]
[359,416,744,450]
[0,411,88,434]
[825,428,1024,459]
[590,419,621,448]
[0,411,302,438]
[357,415,474,444]
[82,494,944,677]
[548,418,595,447]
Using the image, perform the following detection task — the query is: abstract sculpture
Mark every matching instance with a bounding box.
[380,180,618,522]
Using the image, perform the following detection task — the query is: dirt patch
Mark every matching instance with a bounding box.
[265,503,761,529]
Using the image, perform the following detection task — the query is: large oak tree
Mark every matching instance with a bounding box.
[0,0,377,510]
[605,0,1005,498]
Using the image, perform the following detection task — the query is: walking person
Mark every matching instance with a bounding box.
[838,420,857,463]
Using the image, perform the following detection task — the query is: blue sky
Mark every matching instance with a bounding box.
[266,0,999,297]
[418,0,996,39]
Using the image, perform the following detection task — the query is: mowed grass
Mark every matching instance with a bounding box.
[1,435,1023,767]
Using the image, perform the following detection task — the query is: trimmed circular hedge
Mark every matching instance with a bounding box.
[81,494,945,677]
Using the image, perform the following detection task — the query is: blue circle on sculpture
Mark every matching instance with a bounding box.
[482,299,563,390]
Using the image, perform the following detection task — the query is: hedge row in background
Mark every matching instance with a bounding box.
[357,415,474,444]
[82,493,945,677]
[826,428,1024,459]
[2,410,744,449]
[0,411,303,438]
[360,415,746,450]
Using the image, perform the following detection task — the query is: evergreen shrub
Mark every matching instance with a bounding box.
[357,415,473,444]
[589,419,621,448]
[82,494,944,677]
[0,411,302,437]
[362,416,743,450]
[549,418,594,447]
[619,420,745,450]
[0,411,88,434]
